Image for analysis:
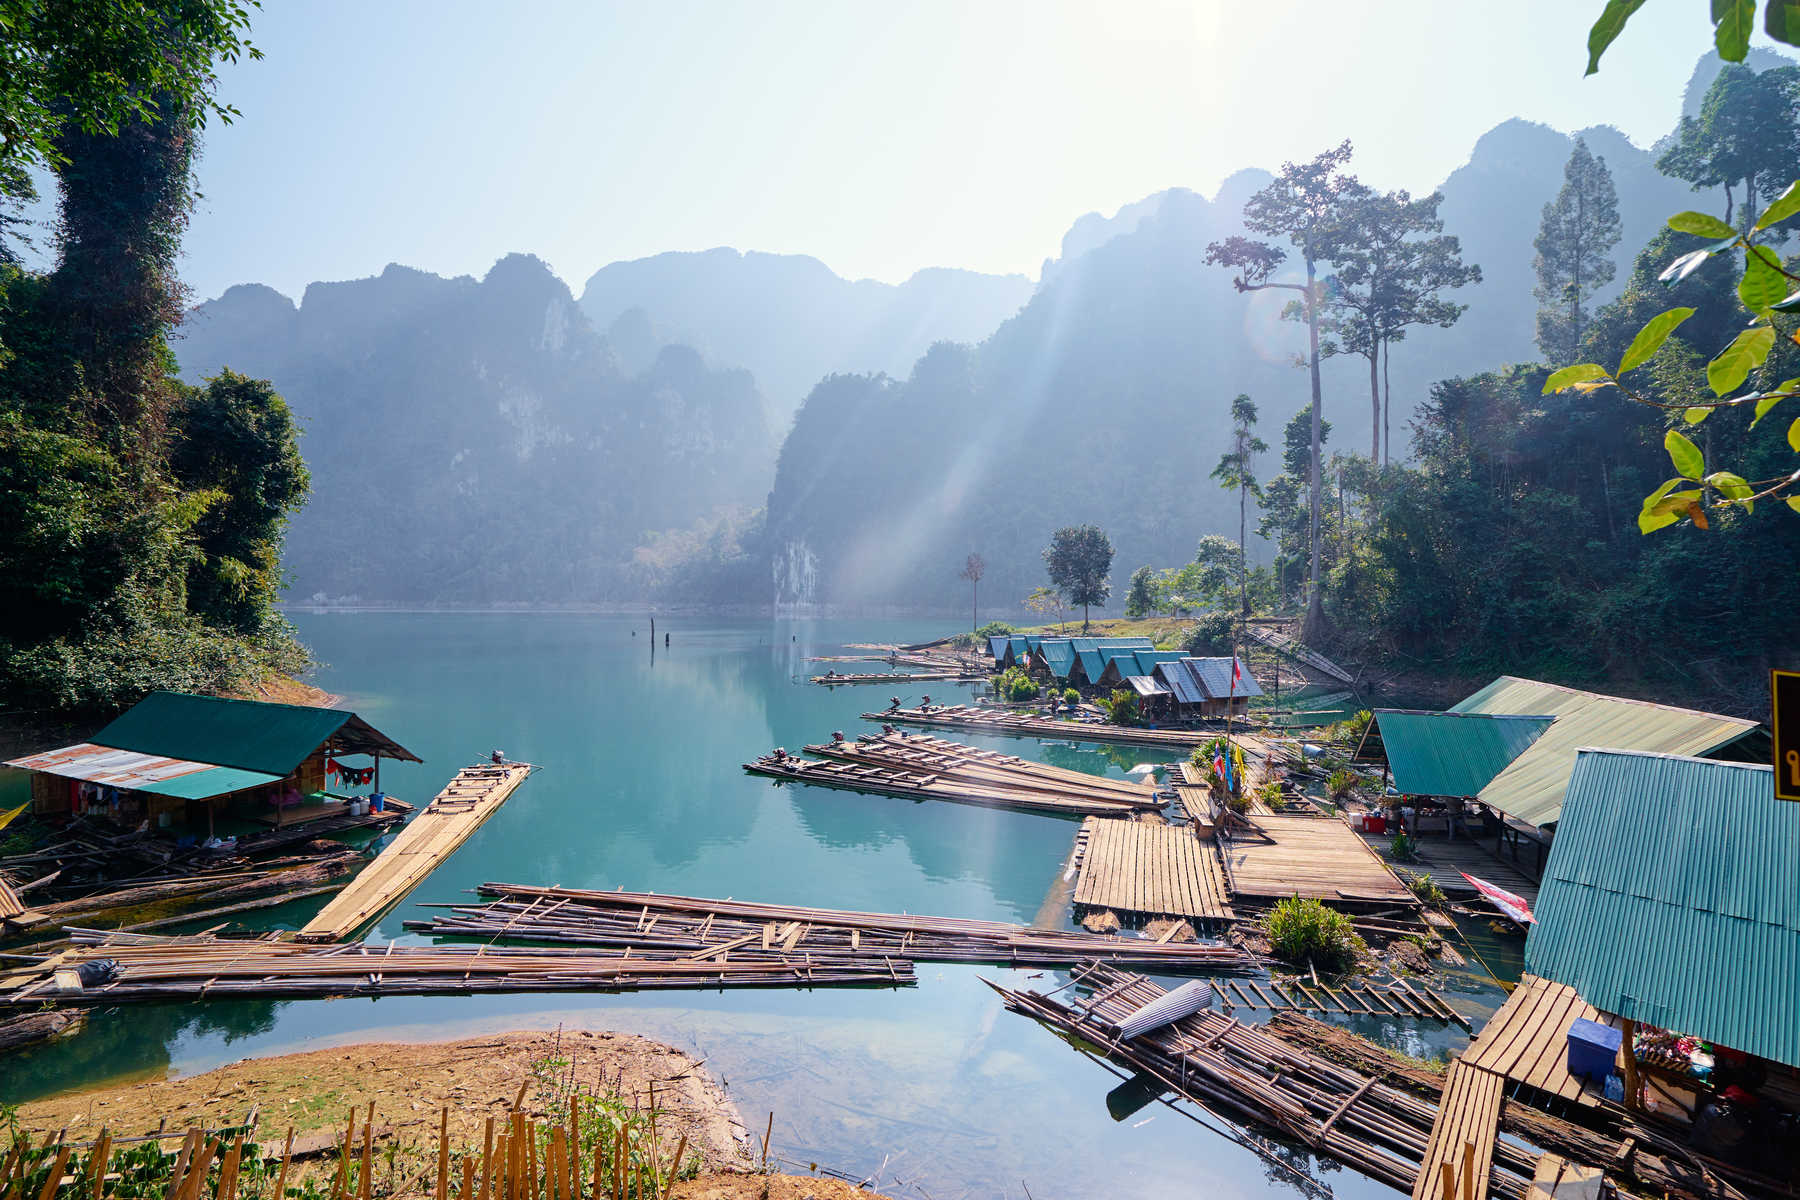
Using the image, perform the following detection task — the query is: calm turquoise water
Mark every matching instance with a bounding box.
[0,615,1512,1199]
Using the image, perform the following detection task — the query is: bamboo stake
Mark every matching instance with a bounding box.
[480,1119,494,1200]
[330,1113,353,1200]
[356,1110,373,1200]
[167,1129,201,1200]
[659,1134,686,1200]
[272,1128,294,1200]
[86,1130,111,1200]
[31,1146,69,1200]
[216,1135,244,1200]
[1461,1141,1475,1200]
[436,1108,449,1200]
[462,1154,474,1200]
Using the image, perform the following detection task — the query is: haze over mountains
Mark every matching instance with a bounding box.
[174,53,1778,610]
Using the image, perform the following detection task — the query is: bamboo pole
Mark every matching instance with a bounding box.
[272,1129,294,1200]
[437,1108,450,1200]
[31,1146,70,1200]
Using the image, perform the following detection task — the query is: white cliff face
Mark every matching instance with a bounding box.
[539,298,570,356]
[497,383,573,460]
[772,538,820,612]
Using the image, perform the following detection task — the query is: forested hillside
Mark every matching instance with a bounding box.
[178,256,774,604]
[577,249,1033,422]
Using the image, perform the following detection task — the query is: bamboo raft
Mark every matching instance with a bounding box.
[744,747,1156,818]
[297,762,535,942]
[809,670,990,685]
[995,962,1541,1200]
[1220,812,1417,906]
[865,704,1213,748]
[1071,816,1235,925]
[809,730,1163,808]
[0,928,913,1006]
[406,883,1252,973]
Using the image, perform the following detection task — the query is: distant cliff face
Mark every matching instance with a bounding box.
[177,255,775,604]
[577,248,1032,422]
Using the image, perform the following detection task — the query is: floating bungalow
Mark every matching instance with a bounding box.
[1354,676,1762,879]
[1519,749,1797,1184]
[4,690,421,839]
[1150,655,1262,719]
[1024,636,1155,688]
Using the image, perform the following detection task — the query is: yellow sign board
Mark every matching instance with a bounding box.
[1776,669,1800,803]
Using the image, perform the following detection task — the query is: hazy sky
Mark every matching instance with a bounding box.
[162,1,1781,302]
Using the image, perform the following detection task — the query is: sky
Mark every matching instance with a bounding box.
[136,1,1788,302]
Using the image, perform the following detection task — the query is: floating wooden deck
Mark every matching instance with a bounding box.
[1221,813,1415,906]
[810,670,989,685]
[1072,816,1234,924]
[1205,973,1463,1023]
[997,963,1541,1200]
[1412,1062,1507,1200]
[0,928,911,1006]
[297,762,533,942]
[809,731,1162,808]
[1358,831,1541,907]
[744,749,1151,818]
[1461,973,1610,1108]
[865,704,1211,748]
[406,883,1251,974]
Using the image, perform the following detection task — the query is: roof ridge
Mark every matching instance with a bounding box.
[1486,676,1759,727]
[1571,746,1774,772]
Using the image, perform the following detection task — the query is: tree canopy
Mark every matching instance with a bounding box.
[1042,524,1114,632]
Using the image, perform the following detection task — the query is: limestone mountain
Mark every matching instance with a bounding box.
[176,255,775,604]
[577,249,1033,422]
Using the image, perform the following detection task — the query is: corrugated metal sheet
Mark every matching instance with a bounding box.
[1450,676,1758,829]
[1125,674,1170,698]
[988,635,1012,663]
[93,691,421,777]
[1185,657,1264,700]
[1373,711,1554,798]
[1038,642,1077,679]
[4,743,284,799]
[1077,649,1108,682]
[1524,749,1798,1068]
[1154,660,1207,705]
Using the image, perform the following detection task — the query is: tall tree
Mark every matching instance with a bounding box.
[1323,186,1480,463]
[1206,141,1358,634]
[957,552,984,633]
[1658,63,1800,232]
[1042,524,1114,633]
[1123,565,1157,619]
[1209,394,1267,614]
[1532,139,1621,363]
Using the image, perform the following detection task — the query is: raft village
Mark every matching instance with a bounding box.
[0,632,1796,1200]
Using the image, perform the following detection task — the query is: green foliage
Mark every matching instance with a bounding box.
[1042,523,1114,630]
[1063,687,1080,705]
[1389,830,1419,861]
[1123,564,1157,618]
[996,665,1039,702]
[1327,768,1359,800]
[1534,138,1622,363]
[1256,780,1288,811]
[1184,611,1236,656]
[1399,868,1447,907]
[1262,896,1366,972]
[1096,688,1140,726]
[975,620,1016,639]
[1584,0,1800,75]
[1325,709,1373,745]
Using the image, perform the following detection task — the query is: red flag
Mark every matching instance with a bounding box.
[1460,872,1535,925]
[1230,657,1241,694]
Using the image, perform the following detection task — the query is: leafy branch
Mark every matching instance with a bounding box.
[1543,179,1800,530]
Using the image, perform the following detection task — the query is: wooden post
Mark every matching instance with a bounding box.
[462,1157,474,1200]
[33,1146,71,1200]
[1439,1160,1456,1200]
[273,1128,295,1200]
[1620,1019,1641,1110]
[437,1107,450,1200]
[480,1118,494,1200]
[1460,1141,1475,1200]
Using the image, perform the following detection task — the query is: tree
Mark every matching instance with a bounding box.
[0,0,260,196]
[1043,524,1114,633]
[1323,186,1480,463]
[1189,534,1244,609]
[957,552,985,633]
[1658,63,1800,233]
[1207,141,1359,634]
[1025,585,1066,634]
[1210,395,1267,614]
[1533,139,1621,363]
[1123,565,1157,619]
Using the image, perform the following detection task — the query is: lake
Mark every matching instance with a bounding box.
[0,613,1512,1199]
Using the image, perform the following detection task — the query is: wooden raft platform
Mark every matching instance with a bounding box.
[406,882,1252,974]
[297,762,533,942]
[811,731,1161,807]
[1412,1061,1509,1200]
[864,704,1209,749]
[744,751,1150,818]
[811,670,989,685]
[1358,831,1541,907]
[1461,974,1610,1108]
[1222,813,1415,906]
[1072,816,1233,924]
[1206,974,1463,1024]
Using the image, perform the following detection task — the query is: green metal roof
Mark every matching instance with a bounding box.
[93,691,420,777]
[134,765,286,800]
[1373,710,1553,798]
[1449,676,1758,828]
[1037,641,1078,679]
[1525,749,1799,1068]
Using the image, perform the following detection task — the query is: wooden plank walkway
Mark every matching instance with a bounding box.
[297,762,533,942]
[1205,974,1462,1023]
[1222,814,1414,905]
[744,752,1151,818]
[865,704,1209,749]
[1461,974,1609,1107]
[1358,831,1541,907]
[1072,816,1233,923]
[811,731,1161,806]
[1411,1061,1508,1200]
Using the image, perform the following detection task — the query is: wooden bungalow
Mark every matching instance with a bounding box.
[1029,637,1153,688]
[5,690,421,838]
[1151,656,1261,719]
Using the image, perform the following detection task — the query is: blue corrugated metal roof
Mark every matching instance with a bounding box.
[1076,649,1107,682]
[1373,711,1553,798]
[1525,749,1799,1068]
[1450,676,1758,828]
[1185,657,1263,700]
[988,635,1012,663]
[1154,660,1207,705]
[1038,641,1077,678]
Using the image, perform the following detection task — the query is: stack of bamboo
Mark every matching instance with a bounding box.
[995,962,1541,1200]
[405,883,1251,974]
[864,704,1210,748]
[0,928,913,1008]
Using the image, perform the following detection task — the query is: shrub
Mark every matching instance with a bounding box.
[1325,709,1373,745]
[1063,687,1080,705]
[1327,768,1359,801]
[1097,689,1140,726]
[995,665,1039,702]
[1256,781,1286,811]
[1389,830,1418,861]
[1262,896,1366,972]
[1184,611,1236,656]
[975,620,1016,639]
[1399,868,1445,907]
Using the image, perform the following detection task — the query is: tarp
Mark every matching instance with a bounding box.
[4,742,282,800]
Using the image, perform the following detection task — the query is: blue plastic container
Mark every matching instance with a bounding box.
[1567,1017,1623,1084]
[369,792,385,813]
